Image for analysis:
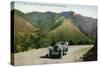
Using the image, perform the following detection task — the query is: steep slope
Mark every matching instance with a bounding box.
[24,11,93,44]
[14,14,37,32]
[25,11,97,38]
[11,9,38,32]
[71,14,97,37]
[25,12,63,31]
[47,18,92,44]
[11,9,40,53]
[56,11,97,37]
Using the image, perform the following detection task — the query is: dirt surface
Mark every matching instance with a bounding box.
[14,45,93,66]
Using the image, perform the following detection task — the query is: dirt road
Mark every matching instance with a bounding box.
[14,45,93,66]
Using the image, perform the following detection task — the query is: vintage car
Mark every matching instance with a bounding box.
[48,42,68,58]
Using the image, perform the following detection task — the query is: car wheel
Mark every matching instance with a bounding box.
[66,48,68,51]
[59,50,63,59]
[48,49,52,58]
[63,49,66,55]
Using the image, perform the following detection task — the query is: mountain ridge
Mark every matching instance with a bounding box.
[12,9,96,53]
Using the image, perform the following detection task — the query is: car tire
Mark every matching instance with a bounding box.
[66,48,68,51]
[59,50,63,59]
[48,49,52,58]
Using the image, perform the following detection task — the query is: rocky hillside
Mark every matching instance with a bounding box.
[11,9,97,53]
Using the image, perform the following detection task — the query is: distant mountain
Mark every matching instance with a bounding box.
[71,14,97,37]
[25,11,63,31]
[60,11,74,17]
[25,11,97,37]
[12,9,96,41]
[54,11,97,38]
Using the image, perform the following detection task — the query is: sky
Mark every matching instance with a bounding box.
[11,1,98,18]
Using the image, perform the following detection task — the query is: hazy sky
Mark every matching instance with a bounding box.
[12,1,98,18]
